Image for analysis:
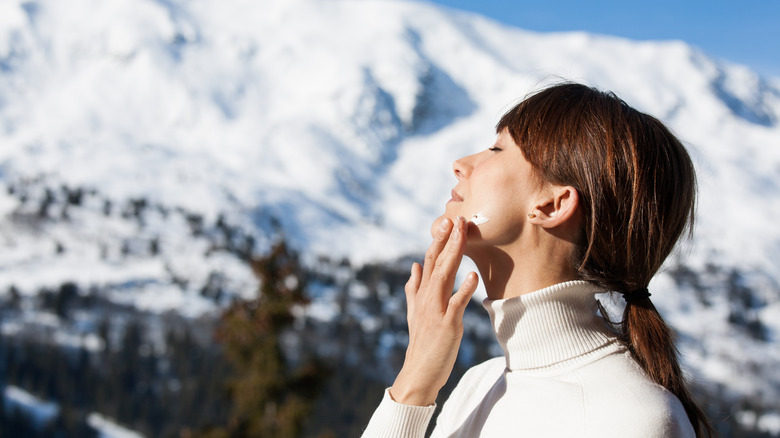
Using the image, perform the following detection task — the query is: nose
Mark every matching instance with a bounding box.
[453,154,475,180]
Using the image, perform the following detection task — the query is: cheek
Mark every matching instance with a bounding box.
[470,212,490,225]
[469,185,519,220]
[467,189,528,234]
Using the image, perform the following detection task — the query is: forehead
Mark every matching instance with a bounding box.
[495,128,515,146]
[494,129,546,188]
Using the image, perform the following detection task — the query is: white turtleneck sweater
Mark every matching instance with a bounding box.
[362,281,695,437]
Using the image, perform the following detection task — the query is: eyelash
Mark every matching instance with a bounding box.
[488,147,501,152]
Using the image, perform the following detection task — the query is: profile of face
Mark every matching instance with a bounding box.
[436,128,543,252]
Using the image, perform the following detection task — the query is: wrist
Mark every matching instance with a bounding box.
[390,373,439,406]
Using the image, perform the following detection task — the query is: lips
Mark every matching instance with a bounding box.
[450,189,463,202]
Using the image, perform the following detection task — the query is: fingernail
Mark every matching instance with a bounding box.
[439,218,450,232]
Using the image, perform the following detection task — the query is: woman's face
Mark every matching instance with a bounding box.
[439,128,543,249]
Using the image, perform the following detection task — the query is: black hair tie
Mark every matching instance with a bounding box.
[622,287,651,304]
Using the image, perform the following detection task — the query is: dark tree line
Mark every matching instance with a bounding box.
[0,241,422,437]
[1,240,776,436]
[0,316,230,437]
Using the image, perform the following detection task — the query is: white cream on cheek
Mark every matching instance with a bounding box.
[469,211,490,225]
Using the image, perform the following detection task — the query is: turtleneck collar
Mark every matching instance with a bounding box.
[483,280,621,371]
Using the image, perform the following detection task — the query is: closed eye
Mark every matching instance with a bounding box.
[488,147,502,152]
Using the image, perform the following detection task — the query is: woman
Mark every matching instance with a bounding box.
[362,83,714,437]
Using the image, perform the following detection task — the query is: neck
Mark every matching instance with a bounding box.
[482,280,619,370]
[467,240,579,300]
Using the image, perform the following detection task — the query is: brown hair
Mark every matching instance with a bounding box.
[497,83,714,437]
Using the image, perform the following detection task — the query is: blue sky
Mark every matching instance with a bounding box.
[423,0,780,79]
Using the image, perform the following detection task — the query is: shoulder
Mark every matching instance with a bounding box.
[458,357,506,386]
[434,357,506,430]
[575,350,695,437]
[445,357,506,405]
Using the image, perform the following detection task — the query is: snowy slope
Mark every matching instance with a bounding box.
[2,386,145,437]
[1,0,779,420]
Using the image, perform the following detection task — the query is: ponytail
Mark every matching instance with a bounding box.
[624,299,715,437]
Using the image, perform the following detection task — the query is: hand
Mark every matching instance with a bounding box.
[389,216,479,406]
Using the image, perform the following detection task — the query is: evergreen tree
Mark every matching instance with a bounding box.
[197,241,328,438]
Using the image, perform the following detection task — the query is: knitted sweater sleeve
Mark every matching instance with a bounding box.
[360,389,436,438]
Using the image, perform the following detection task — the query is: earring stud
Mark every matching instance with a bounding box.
[527,212,537,219]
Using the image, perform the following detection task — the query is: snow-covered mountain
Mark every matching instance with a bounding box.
[1,0,779,432]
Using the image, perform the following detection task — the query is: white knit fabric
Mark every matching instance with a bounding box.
[362,280,695,437]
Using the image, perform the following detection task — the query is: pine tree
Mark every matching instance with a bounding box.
[197,241,328,438]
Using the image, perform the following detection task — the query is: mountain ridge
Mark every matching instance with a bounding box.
[1,0,779,431]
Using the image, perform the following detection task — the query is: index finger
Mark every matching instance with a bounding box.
[420,217,454,290]
[428,217,467,293]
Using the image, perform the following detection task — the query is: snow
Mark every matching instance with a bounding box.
[88,413,146,438]
[2,0,777,266]
[758,412,780,435]
[737,409,780,436]
[2,385,59,428]
[1,0,779,416]
[2,387,146,437]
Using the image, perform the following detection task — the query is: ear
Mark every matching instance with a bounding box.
[528,185,580,229]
